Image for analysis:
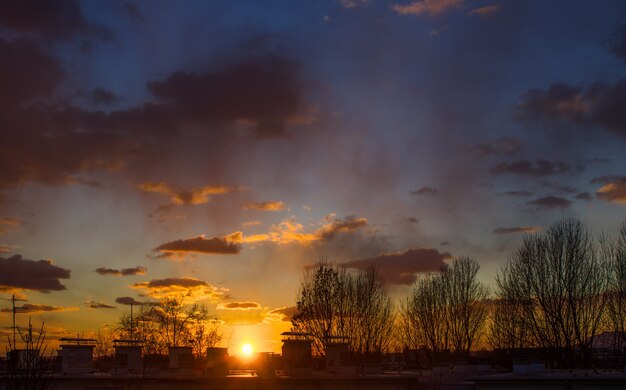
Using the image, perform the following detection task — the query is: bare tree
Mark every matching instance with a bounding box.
[444,257,490,359]
[292,262,395,355]
[495,219,609,368]
[117,297,222,356]
[4,319,54,390]
[399,272,448,353]
[605,219,626,363]
[399,257,488,361]
[186,304,223,358]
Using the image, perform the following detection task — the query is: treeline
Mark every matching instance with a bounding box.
[292,219,626,368]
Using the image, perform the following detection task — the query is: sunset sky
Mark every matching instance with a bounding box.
[1,0,626,355]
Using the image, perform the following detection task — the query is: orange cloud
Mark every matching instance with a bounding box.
[136,181,242,205]
[228,215,369,247]
[596,179,626,204]
[244,200,287,211]
[392,0,462,16]
[0,217,21,236]
[468,4,500,16]
[132,277,228,302]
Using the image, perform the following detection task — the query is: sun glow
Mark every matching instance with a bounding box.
[241,343,253,357]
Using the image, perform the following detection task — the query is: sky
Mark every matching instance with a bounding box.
[1,0,626,355]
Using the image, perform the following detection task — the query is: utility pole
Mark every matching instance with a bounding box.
[12,293,16,349]
[130,303,133,340]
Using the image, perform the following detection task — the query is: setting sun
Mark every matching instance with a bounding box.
[241,343,253,357]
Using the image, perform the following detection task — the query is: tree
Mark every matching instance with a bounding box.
[444,257,490,358]
[399,257,488,361]
[495,219,609,368]
[605,219,626,363]
[292,262,395,355]
[117,297,222,356]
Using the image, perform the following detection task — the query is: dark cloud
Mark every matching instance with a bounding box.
[95,266,146,276]
[218,301,261,310]
[410,186,438,195]
[154,235,241,257]
[595,176,626,204]
[539,181,578,194]
[122,1,146,23]
[90,88,119,106]
[490,159,581,177]
[526,196,571,210]
[517,78,626,138]
[404,217,419,224]
[0,0,112,40]
[493,226,540,234]
[0,39,65,109]
[268,306,297,322]
[471,136,522,157]
[146,55,303,137]
[609,22,626,64]
[575,192,593,201]
[244,201,287,211]
[0,255,70,292]
[590,174,626,184]
[317,215,368,241]
[115,296,143,306]
[342,248,452,285]
[85,300,115,309]
[0,303,77,313]
[499,190,533,197]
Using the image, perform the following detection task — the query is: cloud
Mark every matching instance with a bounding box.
[136,182,242,206]
[392,0,462,16]
[0,0,113,40]
[342,248,452,285]
[0,255,70,292]
[316,215,369,240]
[526,196,571,210]
[471,136,522,157]
[493,226,540,234]
[244,201,287,211]
[539,181,577,194]
[468,4,500,17]
[154,235,241,258]
[95,266,146,276]
[90,88,119,106]
[498,190,533,197]
[231,215,370,246]
[517,79,626,138]
[267,306,297,322]
[146,55,304,137]
[242,220,261,228]
[609,22,626,64]
[596,176,626,204]
[590,175,626,184]
[490,159,581,177]
[1,303,78,313]
[85,300,115,309]
[0,50,306,193]
[0,245,13,254]
[0,217,21,236]
[115,296,144,306]
[410,186,438,195]
[0,38,65,110]
[217,301,261,310]
[575,192,593,201]
[132,277,228,301]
